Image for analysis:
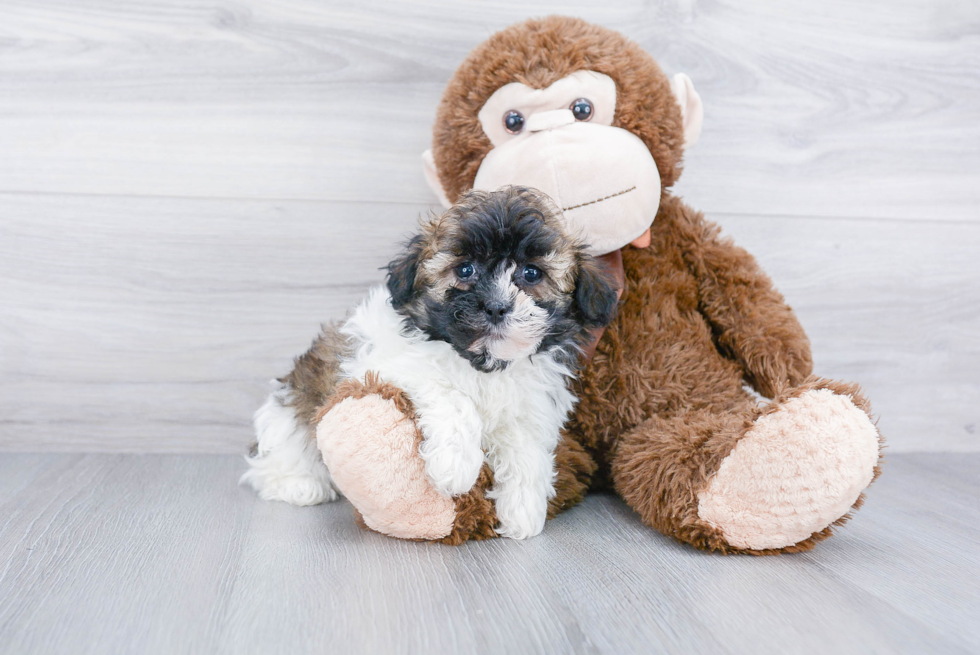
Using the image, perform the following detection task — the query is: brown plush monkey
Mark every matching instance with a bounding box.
[307,16,883,553]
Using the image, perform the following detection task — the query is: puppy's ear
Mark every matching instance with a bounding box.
[574,257,619,327]
[386,235,425,309]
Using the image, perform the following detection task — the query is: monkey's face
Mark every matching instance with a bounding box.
[424,17,703,257]
[386,187,619,372]
[472,71,661,256]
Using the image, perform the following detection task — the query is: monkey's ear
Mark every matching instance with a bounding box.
[574,258,620,328]
[386,236,425,309]
[422,150,453,209]
[670,73,703,148]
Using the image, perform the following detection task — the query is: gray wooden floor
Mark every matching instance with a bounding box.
[0,453,977,655]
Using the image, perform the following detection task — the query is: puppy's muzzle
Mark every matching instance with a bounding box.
[482,300,512,325]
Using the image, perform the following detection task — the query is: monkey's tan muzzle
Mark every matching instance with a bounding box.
[472,121,660,256]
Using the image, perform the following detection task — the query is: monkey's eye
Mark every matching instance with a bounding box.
[503,110,525,134]
[570,98,594,122]
[522,264,543,284]
[456,262,476,280]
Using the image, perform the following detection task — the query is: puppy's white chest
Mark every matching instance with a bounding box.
[462,370,534,442]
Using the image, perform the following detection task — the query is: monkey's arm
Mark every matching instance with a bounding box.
[674,200,813,398]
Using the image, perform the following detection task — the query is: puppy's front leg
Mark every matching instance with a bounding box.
[413,389,485,497]
[486,425,557,540]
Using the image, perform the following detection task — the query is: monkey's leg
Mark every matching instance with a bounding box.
[610,378,883,554]
[315,374,495,543]
[316,374,595,543]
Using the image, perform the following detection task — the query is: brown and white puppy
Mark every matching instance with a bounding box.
[243,187,618,539]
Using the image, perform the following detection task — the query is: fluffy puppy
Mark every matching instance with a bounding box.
[243,187,618,539]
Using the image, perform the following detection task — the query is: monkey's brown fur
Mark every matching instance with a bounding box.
[302,16,882,554]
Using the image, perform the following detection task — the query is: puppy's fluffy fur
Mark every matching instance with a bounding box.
[243,187,618,539]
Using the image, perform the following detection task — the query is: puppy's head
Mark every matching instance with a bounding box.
[386,186,619,372]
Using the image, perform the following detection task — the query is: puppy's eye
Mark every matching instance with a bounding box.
[503,110,525,134]
[456,262,476,279]
[522,264,543,283]
[570,98,593,122]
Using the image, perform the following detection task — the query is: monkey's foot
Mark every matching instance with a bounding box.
[317,388,457,541]
[697,386,881,551]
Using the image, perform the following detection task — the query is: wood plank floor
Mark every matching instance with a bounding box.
[0,452,977,655]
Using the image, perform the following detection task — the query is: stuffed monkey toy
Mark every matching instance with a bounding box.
[288,16,883,553]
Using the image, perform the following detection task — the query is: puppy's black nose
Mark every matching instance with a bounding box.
[483,300,511,324]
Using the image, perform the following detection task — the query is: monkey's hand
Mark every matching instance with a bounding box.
[414,390,485,497]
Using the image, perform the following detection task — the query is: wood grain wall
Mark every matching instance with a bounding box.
[1,0,977,452]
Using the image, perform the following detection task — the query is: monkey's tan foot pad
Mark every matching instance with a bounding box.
[317,393,456,540]
[697,388,880,551]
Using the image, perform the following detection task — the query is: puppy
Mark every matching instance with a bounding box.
[242,187,619,539]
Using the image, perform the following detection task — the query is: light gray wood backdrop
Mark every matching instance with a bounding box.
[1,0,978,452]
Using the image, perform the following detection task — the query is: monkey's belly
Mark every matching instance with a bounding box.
[570,295,750,459]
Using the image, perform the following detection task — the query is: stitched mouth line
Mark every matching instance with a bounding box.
[562,186,636,212]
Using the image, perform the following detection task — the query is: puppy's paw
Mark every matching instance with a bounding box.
[415,393,485,497]
[492,489,548,540]
[419,439,485,497]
